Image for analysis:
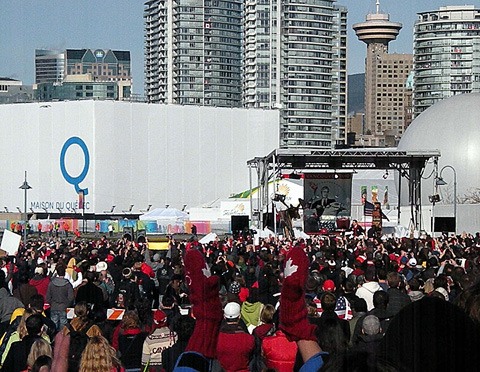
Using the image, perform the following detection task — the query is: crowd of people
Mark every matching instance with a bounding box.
[0,227,479,371]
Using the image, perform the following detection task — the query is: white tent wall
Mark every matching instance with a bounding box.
[0,101,279,214]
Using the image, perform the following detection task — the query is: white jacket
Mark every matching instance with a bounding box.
[355,281,382,311]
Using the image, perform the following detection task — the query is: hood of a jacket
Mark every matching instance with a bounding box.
[362,281,382,293]
[51,276,70,287]
[0,287,8,300]
[241,301,262,326]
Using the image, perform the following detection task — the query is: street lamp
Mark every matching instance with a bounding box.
[19,171,32,246]
[436,165,457,233]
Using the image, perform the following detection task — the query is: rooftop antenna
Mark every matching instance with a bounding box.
[376,0,380,14]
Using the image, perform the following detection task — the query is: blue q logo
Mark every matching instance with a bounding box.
[60,137,90,196]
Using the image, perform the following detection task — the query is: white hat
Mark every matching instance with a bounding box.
[37,258,44,265]
[408,258,417,267]
[224,302,241,319]
[34,267,44,275]
[96,261,108,272]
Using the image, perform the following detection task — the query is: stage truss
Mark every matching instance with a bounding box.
[247,148,441,233]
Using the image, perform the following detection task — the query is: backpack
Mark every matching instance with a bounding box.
[66,323,91,372]
[115,280,139,309]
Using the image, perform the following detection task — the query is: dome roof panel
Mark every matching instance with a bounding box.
[398,93,480,199]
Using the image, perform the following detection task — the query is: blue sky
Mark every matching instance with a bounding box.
[0,0,474,94]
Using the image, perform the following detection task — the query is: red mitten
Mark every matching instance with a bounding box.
[184,249,223,359]
[280,245,317,342]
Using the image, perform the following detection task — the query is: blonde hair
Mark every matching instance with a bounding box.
[79,336,121,372]
[17,308,38,339]
[26,338,52,368]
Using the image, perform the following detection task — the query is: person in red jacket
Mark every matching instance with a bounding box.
[262,328,298,372]
[28,267,50,300]
[216,302,255,372]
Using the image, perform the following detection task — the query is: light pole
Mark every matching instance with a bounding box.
[19,171,32,246]
[436,165,457,233]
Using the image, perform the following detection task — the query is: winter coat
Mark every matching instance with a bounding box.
[252,323,274,340]
[29,275,50,300]
[262,330,297,372]
[1,335,42,372]
[387,288,411,316]
[0,288,24,323]
[216,322,255,372]
[355,281,383,311]
[51,321,101,372]
[12,283,38,307]
[118,328,148,369]
[354,333,383,369]
[75,281,105,309]
[161,340,188,372]
[240,301,263,330]
[141,326,176,367]
[46,277,74,312]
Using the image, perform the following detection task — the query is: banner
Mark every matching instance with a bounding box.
[371,185,378,203]
[303,173,352,234]
[78,190,84,210]
[383,186,389,209]
[361,185,367,205]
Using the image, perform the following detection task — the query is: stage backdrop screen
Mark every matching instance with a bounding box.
[303,173,352,234]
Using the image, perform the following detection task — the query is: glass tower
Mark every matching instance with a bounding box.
[242,0,347,148]
[35,49,65,84]
[144,0,243,107]
[414,5,480,117]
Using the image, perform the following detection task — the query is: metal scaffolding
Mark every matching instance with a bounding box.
[247,148,440,233]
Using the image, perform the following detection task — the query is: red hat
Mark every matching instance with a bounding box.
[153,310,167,326]
[322,279,336,292]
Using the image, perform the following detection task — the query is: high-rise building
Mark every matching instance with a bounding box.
[144,0,243,106]
[353,1,413,147]
[144,0,346,149]
[414,5,480,117]
[35,49,65,84]
[34,49,132,101]
[64,49,131,83]
[242,0,348,148]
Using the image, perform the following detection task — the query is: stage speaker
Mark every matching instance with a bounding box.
[123,227,134,241]
[231,215,249,233]
[434,217,456,233]
[136,229,146,243]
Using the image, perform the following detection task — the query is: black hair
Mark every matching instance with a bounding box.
[26,313,44,336]
[352,298,368,313]
[373,290,389,309]
[28,294,45,312]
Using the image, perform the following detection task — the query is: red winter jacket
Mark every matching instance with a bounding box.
[217,324,255,372]
[29,276,50,300]
[262,330,298,372]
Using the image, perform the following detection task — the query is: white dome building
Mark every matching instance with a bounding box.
[398,93,480,233]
